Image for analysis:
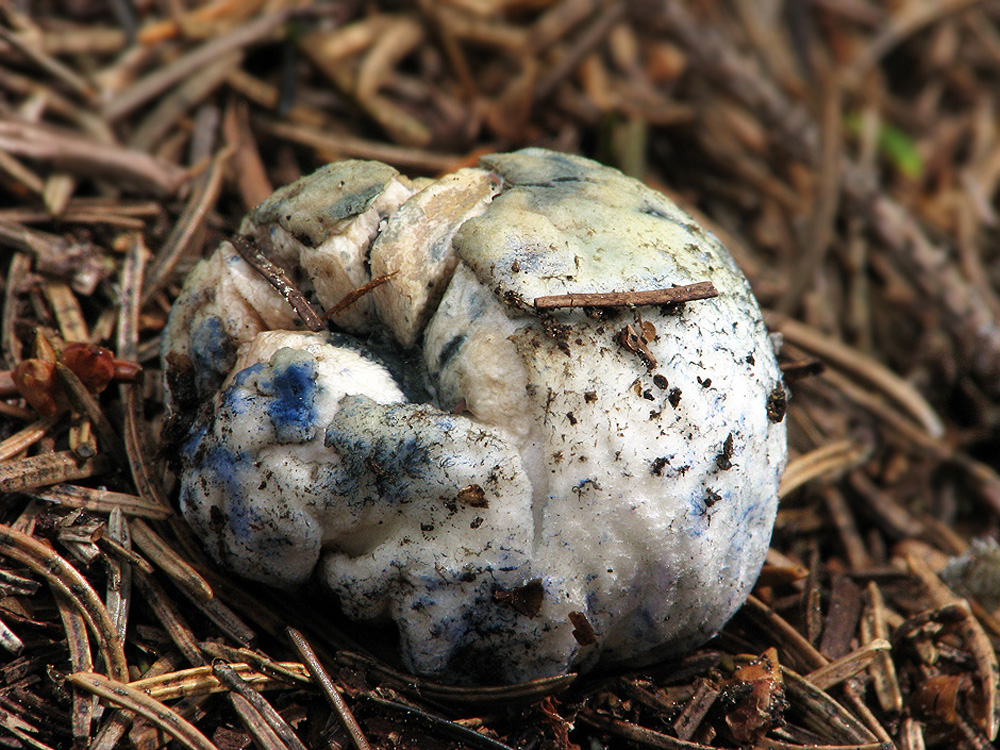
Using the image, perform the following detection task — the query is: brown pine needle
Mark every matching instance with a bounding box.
[287,627,372,750]
[66,672,219,750]
[0,524,128,681]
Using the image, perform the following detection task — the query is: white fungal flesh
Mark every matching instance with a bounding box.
[163,148,788,684]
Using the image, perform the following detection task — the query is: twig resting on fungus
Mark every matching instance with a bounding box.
[533,281,718,311]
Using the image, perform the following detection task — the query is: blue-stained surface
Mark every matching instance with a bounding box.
[263,357,318,444]
[189,316,237,397]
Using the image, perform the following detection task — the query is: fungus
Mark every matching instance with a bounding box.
[163,148,787,684]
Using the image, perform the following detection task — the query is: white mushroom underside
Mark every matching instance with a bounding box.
[164,149,787,684]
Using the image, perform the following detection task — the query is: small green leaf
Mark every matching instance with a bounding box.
[845,112,924,178]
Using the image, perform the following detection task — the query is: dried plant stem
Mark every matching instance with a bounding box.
[227,692,289,750]
[904,553,1000,739]
[363,693,519,750]
[742,596,828,673]
[0,26,97,102]
[134,571,206,667]
[0,118,185,196]
[43,281,88,343]
[260,118,459,174]
[141,148,231,308]
[0,524,128,681]
[534,281,718,311]
[104,508,133,644]
[861,583,904,713]
[323,273,396,321]
[200,643,307,686]
[2,252,31,366]
[129,52,243,151]
[533,1,626,103]
[578,710,710,750]
[780,667,880,744]
[0,615,23,655]
[66,672,219,750]
[56,363,127,466]
[334,649,577,704]
[183,595,257,649]
[645,0,1000,394]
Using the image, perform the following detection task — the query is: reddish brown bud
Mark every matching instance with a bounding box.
[60,343,116,393]
[13,359,66,417]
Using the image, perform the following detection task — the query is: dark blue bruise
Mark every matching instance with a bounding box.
[326,396,469,502]
[251,160,398,247]
[189,316,237,398]
[640,202,685,226]
[179,428,253,545]
[480,149,593,189]
[218,363,266,417]
[326,397,437,500]
[438,334,466,368]
[262,357,318,444]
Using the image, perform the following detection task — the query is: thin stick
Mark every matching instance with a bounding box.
[0,26,97,102]
[227,692,290,750]
[767,311,946,438]
[2,253,32,367]
[104,508,133,644]
[0,614,23,655]
[199,643,307,686]
[231,234,324,332]
[533,1,627,103]
[55,360,124,448]
[287,627,372,750]
[533,281,718,311]
[0,118,185,196]
[65,672,219,750]
[322,273,396,321]
[259,117,461,174]
[778,439,871,498]
[43,281,88,343]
